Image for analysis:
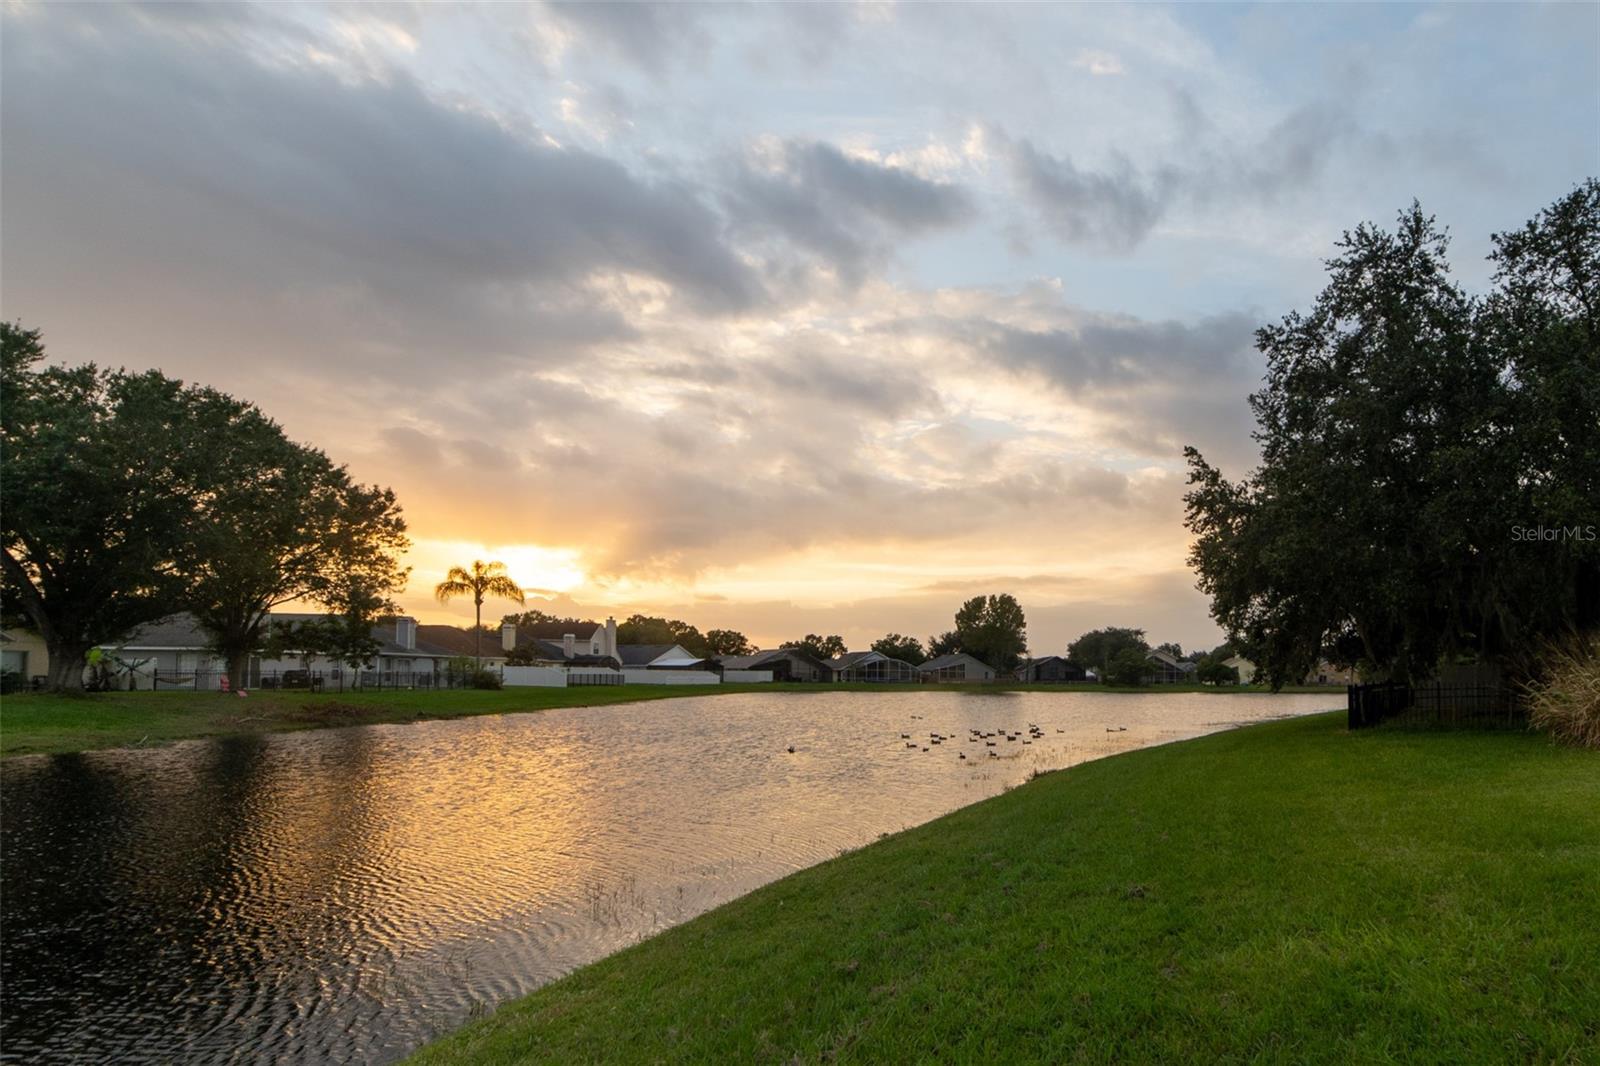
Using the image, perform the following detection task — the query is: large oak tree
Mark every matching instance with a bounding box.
[2,324,409,691]
[182,421,409,688]
[1185,182,1600,686]
[2,326,202,690]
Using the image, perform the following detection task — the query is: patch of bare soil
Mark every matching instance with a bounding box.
[289,701,384,724]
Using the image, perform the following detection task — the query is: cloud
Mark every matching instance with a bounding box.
[541,1,713,77]
[2,2,765,376]
[8,1,1584,658]
[1072,49,1125,76]
[1002,136,1176,249]
[995,94,1462,251]
[727,138,977,286]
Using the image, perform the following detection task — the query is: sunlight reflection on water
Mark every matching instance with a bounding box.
[0,689,1337,1063]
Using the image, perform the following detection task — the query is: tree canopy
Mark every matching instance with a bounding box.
[620,614,713,657]
[2,326,186,689]
[1103,647,1152,687]
[1065,627,1149,674]
[1185,182,1600,686]
[871,633,927,665]
[704,629,753,656]
[1195,656,1241,686]
[0,323,411,690]
[436,561,525,666]
[950,594,1028,672]
[782,634,847,660]
[186,411,409,685]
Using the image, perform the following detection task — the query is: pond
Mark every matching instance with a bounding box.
[0,689,1338,1063]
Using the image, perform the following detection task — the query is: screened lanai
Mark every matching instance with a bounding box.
[829,651,919,683]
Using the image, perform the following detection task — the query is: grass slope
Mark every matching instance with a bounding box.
[410,713,1599,1064]
[0,683,1327,758]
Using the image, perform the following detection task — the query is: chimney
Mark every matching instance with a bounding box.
[563,633,576,658]
[606,616,618,660]
[501,622,517,652]
[399,617,416,650]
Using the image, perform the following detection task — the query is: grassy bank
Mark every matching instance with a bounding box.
[411,713,1599,1064]
[0,685,773,757]
[0,682,1330,758]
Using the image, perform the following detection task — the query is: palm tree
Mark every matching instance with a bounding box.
[434,560,525,668]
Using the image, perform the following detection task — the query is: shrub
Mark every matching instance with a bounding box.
[1196,657,1240,686]
[1104,647,1149,686]
[1525,631,1600,749]
[470,669,502,690]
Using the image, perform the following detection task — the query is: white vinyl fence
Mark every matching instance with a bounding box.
[620,669,721,685]
[500,666,773,688]
[501,666,571,688]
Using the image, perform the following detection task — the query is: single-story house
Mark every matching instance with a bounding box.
[1222,655,1258,684]
[1,628,50,688]
[827,650,918,682]
[97,612,469,689]
[1303,660,1355,685]
[718,648,833,682]
[1014,655,1087,683]
[618,643,707,669]
[918,652,996,683]
[1145,649,1197,685]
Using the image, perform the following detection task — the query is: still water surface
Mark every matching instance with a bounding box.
[1,689,1337,1062]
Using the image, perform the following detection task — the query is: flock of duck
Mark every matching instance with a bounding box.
[784,715,1126,757]
[898,721,1064,759]
[885,717,1131,760]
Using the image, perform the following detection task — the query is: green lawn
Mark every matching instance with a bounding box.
[0,685,764,757]
[409,713,1599,1065]
[0,682,1330,758]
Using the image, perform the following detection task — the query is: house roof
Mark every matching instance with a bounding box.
[717,653,766,669]
[415,625,505,659]
[108,612,460,659]
[617,643,680,666]
[651,653,708,668]
[746,648,829,670]
[113,613,212,649]
[828,650,876,669]
[919,652,992,672]
[386,636,459,659]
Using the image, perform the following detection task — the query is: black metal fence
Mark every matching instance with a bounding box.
[139,668,503,693]
[1348,680,1527,730]
[567,671,626,686]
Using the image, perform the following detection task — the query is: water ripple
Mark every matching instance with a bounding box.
[0,690,1337,1063]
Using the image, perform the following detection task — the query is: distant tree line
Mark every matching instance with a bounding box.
[1185,180,1599,687]
[790,594,1031,673]
[1,324,409,692]
[497,610,756,662]
[1059,626,1241,686]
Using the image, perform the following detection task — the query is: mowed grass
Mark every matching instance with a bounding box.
[0,682,1326,758]
[410,713,1600,1065]
[0,685,773,757]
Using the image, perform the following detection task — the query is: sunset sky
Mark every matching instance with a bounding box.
[4,2,1596,652]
